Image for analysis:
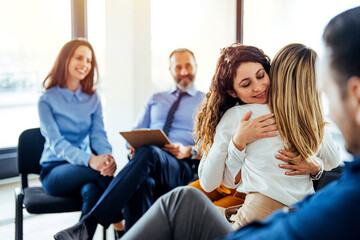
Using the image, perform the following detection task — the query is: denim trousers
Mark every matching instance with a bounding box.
[41,162,113,218]
[89,145,194,231]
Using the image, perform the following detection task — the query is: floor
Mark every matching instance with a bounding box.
[0,176,114,240]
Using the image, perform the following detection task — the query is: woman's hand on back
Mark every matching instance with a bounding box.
[276,149,321,176]
[232,111,278,151]
[89,154,117,176]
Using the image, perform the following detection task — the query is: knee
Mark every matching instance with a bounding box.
[136,145,161,156]
[157,187,206,215]
[164,186,204,205]
[133,145,162,164]
[177,186,203,200]
[81,182,103,203]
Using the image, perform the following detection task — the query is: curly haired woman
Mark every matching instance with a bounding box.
[190,43,340,228]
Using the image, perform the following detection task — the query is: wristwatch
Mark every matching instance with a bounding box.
[190,146,198,159]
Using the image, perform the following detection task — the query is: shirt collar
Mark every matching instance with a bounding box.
[57,85,83,102]
[170,85,198,97]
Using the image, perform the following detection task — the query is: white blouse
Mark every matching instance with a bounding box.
[198,104,340,206]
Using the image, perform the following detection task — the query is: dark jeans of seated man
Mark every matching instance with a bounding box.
[86,145,194,232]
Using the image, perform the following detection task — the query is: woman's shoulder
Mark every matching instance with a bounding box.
[243,103,269,111]
[224,104,269,117]
[87,90,100,100]
[219,105,251,125]
[39,87,60,101]
[223,105,244,118]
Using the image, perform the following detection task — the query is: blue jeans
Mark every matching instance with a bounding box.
[40,162,113,218]
[89,145,194,231]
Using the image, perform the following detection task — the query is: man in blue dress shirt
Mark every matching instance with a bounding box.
[118,6,360,240]
[54,48,205,240]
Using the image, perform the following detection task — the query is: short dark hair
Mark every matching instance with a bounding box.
[323,6,360,96]
[169,48,196,63]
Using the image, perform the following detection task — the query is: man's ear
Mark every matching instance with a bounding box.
[227,90,237,98]
[348,76,360,124]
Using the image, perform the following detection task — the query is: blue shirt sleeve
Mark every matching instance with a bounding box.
[38,98,93,166]
[125,96,152,149]
[133,96,152,130]
[89,96,112,155]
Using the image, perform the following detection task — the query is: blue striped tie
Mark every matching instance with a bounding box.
[163,91,186,136]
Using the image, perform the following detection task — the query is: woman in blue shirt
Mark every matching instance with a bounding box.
[38,39,116,236]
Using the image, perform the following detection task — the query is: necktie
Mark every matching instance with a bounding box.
[163,91,186,136]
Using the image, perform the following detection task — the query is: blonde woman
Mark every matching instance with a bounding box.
[191,44,319,208]
[192,44,339,216]
[121,43,341,240]
[205,43,340,228]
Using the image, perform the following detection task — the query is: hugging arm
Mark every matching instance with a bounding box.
[198,108,241,192]
[223,140,246,188]
[222,111,278,188]
[199,108,277,191]
[318,126,341,170]
[276,126,341,177]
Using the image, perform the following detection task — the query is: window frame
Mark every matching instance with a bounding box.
[0,0,88,179]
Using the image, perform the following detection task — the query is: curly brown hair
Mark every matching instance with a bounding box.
[194,43,270,155]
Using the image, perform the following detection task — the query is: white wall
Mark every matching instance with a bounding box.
[103,0,151,168]
[102,0,236,168]
[243,0,360,59]
[151,0,236,93]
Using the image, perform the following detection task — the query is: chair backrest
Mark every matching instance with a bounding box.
[17,128,45,176]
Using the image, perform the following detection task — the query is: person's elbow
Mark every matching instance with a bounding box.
[199,178,217,192]
[325,147,342,171]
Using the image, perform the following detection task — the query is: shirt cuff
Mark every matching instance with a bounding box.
[79,152,93,166]
[310,157,324,180]
[226,140,246,179]
[93,147,112,156]
[228,140,247,163]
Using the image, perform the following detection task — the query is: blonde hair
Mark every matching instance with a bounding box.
[268,43,325,162]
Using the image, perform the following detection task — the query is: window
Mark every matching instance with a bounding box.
[243,0,359,162]
[151,0,237,92]
[0,0,71,148]
[87,0,105,89]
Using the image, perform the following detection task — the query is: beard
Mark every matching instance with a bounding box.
[175,74,195,90]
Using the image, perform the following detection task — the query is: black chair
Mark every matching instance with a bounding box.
[14,128,107,240]
[313,165,344,192]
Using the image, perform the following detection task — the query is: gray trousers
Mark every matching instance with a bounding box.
[122,186,234,240]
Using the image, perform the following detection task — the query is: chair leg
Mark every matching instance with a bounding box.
[103,226,107,240]
[15,188,24,240]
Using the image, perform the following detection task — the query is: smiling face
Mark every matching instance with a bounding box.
[227,62,270,104]
[67,45,92,84]
[169,51,197,91]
